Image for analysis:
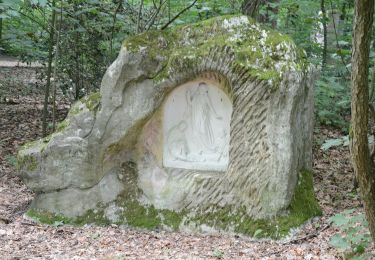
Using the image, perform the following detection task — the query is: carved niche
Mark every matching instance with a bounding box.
[163,80,232,171]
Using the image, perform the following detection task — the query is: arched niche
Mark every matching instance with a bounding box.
[163,79,233,171]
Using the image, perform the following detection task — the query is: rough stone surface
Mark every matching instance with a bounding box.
[17,15,316,234]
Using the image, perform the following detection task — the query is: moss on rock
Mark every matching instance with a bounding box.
[20,16,315,239]
[26,170,320,239]
[56,119,70,132]
[75,209,111,226]
[123,15,308,89]
[183,170,321,239]
[26,209,72,225]
[81,92,101,112]
[16,152,39,172]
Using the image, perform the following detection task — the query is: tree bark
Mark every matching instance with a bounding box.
[136,0,144,33]
[321,0,328,68]
[351,0,375,241]
[52,2,63,131]
[42,0,57,137]
[0,18,2,45]
[0,0,3,45]
[110,0,122,56]
[241,0,261,18]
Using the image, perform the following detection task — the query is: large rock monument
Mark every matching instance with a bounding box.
[17,16,320,238]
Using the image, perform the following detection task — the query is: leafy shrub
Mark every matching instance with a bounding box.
[329,209,373,259]
[315,73,351,131]
[5,155,17,167]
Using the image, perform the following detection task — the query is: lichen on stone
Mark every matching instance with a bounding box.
[81,92,101,112]
[123,15,308,89]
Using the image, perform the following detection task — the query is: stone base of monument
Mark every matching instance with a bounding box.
[17,15,321,239]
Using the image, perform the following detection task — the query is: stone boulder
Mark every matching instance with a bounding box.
[17,15,320,238]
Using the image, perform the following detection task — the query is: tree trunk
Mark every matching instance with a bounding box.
[351,0,375,241]
[242,0,278,27]
[136,0,144,33]
[42,0,57,137]
[241,0,261,18]
[0,0,3,45]
[110,0,122,56]
[52,2,63,131]
[0,18,2,45]
[321,0,328,68]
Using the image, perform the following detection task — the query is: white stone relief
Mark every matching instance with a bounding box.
[163,80,232,171]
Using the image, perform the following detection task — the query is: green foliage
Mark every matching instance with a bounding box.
[255,0,354,129]
[4,154,17,167]
[0,0,242,99]
[212,249,224,259]
[321,135,374,151]
[0,0,358,125]
[329,209,373,258]
[266,0,321,57]
[315,73,351,131]
[321,135,349,151]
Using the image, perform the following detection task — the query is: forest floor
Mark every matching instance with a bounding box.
[0,66,374,259]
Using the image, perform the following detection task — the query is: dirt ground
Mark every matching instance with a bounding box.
[0,66,374,259]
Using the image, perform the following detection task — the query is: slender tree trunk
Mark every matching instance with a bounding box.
[241,0,261,18]
[0,0,3,46]
[74,50,80,100]
[71,3,81,101]
[52,2,63,131]
[351,0,375,241]
[0,18,2,45]
[42,0,56,137]
[321,0,328,68]
[110,1,122,56]
[341,2,347,21]
[168,0,171,21]
[242,0,278,26]
[136,0,144,33]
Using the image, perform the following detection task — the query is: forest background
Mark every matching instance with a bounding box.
[1,0,375,258]
[0,0,356,133]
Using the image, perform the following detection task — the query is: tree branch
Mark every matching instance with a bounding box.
[9,7,49,33]
[137,0,144,33]
[329,0,351,76]
[110,0,123,55]
[146,0,167,30]
[161,0,197,30]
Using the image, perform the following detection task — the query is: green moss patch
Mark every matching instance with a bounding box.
[113,199,185,230]
[16,154,38,172]
[123,15,308,89]
[26,170,320,239]
[75,209,111,226]
[81,92,101,112]
[56,119,70,132]
[26,209,72,225]
[26,208,111,226]
[20,134,51,151]
[234,169,322,238]
[180,170,321,239]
